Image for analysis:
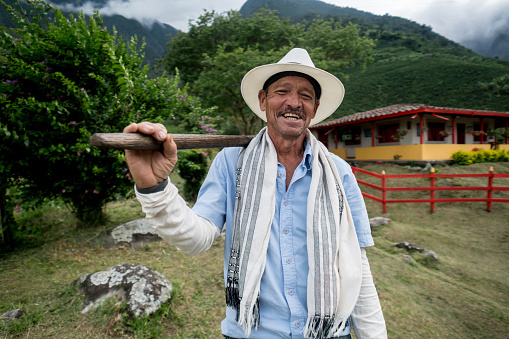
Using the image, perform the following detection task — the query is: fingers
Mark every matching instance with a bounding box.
[123,122,138,133]
[163,134,178,169]
[124,122,168,142]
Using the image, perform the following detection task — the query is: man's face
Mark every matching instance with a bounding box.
[258,76,320,141]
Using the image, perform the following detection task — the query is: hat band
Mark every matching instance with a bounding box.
[262,71,322,99]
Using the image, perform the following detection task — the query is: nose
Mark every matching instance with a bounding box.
[285,90,301,109]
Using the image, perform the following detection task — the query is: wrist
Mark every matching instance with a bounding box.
[136,178,169,194]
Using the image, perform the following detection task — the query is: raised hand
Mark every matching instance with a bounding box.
[123,122,178,189]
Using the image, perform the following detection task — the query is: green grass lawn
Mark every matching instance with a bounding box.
[1,162,508,338]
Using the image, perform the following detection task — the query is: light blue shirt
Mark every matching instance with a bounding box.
[192,142,373,338]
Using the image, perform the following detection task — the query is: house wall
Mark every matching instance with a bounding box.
[329,144,509,161]
[313,114,504,158]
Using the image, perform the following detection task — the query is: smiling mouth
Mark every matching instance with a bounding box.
[282,112,302,120]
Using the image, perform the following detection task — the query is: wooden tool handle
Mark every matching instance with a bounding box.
[89,133,254,151]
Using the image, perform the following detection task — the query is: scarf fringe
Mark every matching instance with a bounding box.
[225,277,240,315]
[240,296,260,336]
[303,315,347,339]
[225,280,260,334]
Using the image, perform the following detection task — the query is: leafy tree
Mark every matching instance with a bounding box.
[479,74,509,96]
[194,47,287,135]
[162,9,374,134]
[0,0,212,246]
[163,9,302,85]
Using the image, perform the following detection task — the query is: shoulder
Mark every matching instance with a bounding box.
[209,147,243,175]
[328,152,354,176]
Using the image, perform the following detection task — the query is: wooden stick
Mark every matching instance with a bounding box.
[89,133,254,151]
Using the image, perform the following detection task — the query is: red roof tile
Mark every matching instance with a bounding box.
[311,104,509,129]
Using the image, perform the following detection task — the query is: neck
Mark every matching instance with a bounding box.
[267,129,307,190]
[267,129,307,161]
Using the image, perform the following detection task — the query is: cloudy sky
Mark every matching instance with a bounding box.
[71,0,508,46]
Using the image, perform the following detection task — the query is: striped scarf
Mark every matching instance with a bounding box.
[226,127,362,338]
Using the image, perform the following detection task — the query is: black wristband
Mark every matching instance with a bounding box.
[136,178,168,194]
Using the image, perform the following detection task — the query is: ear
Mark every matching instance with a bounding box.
[311,99,320,119]
[258,89,267,112]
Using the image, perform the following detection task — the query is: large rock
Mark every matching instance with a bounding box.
[111,219,162,249]
[396,241,424,252]
[369,217,391,228]
[422,250,439,261]
[396,242,440,263]
[75,263,172,318]
[0,309,26,322]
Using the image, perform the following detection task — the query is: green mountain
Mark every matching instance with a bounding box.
[0,0,177,69]
[240,0,509,120]
[240,0,508,60]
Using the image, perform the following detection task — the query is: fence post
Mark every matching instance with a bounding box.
[430,167,435,213]
[487,166,494,212]
[382,170,387,213]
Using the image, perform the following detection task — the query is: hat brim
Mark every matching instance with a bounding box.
[241,63,344,126]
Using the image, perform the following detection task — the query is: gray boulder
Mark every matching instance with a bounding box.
[75,263,172,318]
[111,219,162,249]
[369,217,391,228]
[422,250,439,261]
[396,241,424,252]
[0,309,26,322]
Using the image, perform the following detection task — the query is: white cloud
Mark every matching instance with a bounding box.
[53,0,509,45]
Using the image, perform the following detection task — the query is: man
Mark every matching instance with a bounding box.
[124,48,387,338]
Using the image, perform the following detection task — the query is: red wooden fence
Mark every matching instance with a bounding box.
[351,166,509,213]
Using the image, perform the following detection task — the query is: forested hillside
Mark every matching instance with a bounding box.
[240,0,509,60]
[2,0,508,122]
[0,0,177,68]
[240,0,509,120]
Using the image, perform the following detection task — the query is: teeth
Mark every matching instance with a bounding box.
[283,113,300,119]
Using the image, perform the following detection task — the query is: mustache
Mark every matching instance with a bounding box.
[276,106,304,118]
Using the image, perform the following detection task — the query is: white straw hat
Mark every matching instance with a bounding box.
[241,48,345,126]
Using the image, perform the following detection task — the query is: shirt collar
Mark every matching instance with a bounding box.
[303,140,312,171]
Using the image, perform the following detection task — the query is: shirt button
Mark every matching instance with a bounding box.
[289,289,294,296]
[283,200,288,206]
[295,321,301,328]
[278,172,283,177]
[283,228,289,234]
[286,258,292,264]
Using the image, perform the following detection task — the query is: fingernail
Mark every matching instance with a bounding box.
[158,131,166,140]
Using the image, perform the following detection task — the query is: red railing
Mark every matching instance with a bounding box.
[351,166,509,213]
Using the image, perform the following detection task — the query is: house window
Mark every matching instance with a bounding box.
[318,132,329,148]
[428,122,446,141]
[344,127,362,145]
[377,124,400,143]
[473,123,487,142]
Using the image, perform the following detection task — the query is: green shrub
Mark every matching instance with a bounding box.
[0,0,214,235]
[451,150,473,165]
[176,150,209,202]
[451,149,509,165]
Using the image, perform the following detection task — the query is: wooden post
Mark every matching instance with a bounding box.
[452,116,456,144]
[480,118,485,145]
[505,121,509,143]
[382,170,387,213]
[487,166,494,212]
[420,115,424,144]
[430,167,436,213]
[371,122,375,148]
